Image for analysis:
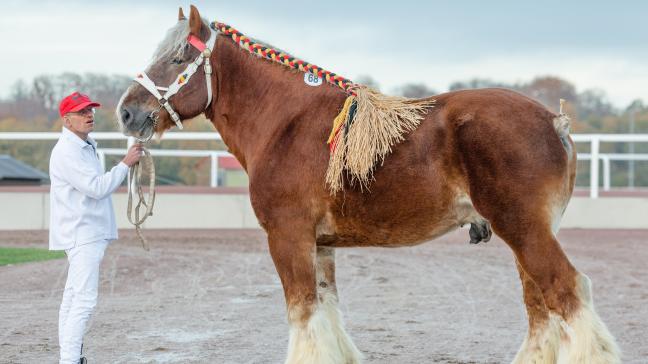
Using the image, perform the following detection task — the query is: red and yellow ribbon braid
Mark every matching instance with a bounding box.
[211,21,357,96]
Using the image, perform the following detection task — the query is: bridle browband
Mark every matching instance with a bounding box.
[134,27,217,138]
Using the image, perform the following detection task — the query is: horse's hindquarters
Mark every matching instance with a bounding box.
[444,90,618,363]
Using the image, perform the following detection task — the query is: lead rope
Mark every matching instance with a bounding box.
[127,143,156,250]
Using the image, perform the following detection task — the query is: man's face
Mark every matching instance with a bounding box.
[64,107,95,136]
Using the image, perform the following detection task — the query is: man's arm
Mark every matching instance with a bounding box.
[57,144,143,200]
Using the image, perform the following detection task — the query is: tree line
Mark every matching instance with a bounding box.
[1,72,646,187]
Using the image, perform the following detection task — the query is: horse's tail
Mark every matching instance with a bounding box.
[553,99,572,154]
[553,114,570,137]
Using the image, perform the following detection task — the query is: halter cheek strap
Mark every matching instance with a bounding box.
[134,29,217,131]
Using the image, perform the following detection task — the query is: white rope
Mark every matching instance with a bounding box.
[127,144,156,250]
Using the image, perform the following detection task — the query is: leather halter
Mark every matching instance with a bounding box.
[134,29,217,135]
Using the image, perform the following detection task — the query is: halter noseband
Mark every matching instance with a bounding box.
[134,28,217,134]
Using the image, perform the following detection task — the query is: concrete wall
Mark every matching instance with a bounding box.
[561,197,648,229]
[0,188,646,230]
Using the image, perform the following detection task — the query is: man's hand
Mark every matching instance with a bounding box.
[122,144,144,167]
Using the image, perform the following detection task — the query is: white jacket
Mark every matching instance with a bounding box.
[49,127,129,250]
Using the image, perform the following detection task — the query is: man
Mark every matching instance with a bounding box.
[49,91,143,364]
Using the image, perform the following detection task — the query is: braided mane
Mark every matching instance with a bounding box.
[211,21,434,194]
[211,22,358,96]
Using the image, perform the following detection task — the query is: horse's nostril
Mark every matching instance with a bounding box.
[121,108,132,124]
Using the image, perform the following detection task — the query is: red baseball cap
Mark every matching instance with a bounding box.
[59,92,101,117]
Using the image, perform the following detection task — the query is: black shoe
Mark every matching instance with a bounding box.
[79,342,86,363]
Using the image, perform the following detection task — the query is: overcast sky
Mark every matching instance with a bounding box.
[2,0,646,108]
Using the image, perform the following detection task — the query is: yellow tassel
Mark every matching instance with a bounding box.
[327,96,355,144]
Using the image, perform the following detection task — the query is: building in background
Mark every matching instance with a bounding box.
[0,155,49,186]
[218,156,247,187]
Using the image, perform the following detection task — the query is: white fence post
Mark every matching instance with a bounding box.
[602,155,611,191]
[210,153,219,187]
[590,136,600,198]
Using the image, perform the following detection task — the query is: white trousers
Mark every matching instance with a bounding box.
[59,240,109,364]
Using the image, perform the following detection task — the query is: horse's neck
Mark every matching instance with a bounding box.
[208,36,345,171]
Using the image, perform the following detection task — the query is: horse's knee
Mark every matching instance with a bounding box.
[268,233,318,307]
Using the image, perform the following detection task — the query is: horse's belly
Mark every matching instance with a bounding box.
[317,192,482,248]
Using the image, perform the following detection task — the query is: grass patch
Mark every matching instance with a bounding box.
[0,247,65,266]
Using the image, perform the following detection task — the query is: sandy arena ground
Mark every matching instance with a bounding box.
[1,228,646,364]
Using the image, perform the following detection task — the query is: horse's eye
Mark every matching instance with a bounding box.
[171,58,183,65]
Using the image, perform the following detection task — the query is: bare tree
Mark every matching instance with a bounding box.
[355,75,380,91]
[577,89,615,119]
[520,76,577,112]
[5,73,131,123]
[449,78,511,91]
[397,83,437,98]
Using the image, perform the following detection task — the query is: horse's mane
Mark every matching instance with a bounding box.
[151,17,218,64]
[212,22,357,96]
[151,19,192,64]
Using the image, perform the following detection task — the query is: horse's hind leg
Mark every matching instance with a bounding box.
[512,260,561,364]
[267,229,361,364]
[496,223,620,364]
[456,107,618,362]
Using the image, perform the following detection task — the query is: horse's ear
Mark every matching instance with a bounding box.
[189,5,203,36]
[178,7,186,21]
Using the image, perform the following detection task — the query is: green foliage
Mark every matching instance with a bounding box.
[0,247,65,266]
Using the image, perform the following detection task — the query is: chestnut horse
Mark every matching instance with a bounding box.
[117,6,620,364]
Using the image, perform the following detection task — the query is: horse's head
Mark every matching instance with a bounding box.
[117,5,215,140]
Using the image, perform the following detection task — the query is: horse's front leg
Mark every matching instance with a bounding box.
[268,229,361,364]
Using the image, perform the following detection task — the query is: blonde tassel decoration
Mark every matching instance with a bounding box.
[325,86,434,194]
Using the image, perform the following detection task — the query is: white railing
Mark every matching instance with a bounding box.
[572,134,648,198]
[577,153,648,193]
[0,132,232,187]
[98,148,233,187]
[0,131,222,141]
[1,132,647,197]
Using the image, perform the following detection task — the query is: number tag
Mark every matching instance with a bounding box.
[304,72,323,86]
